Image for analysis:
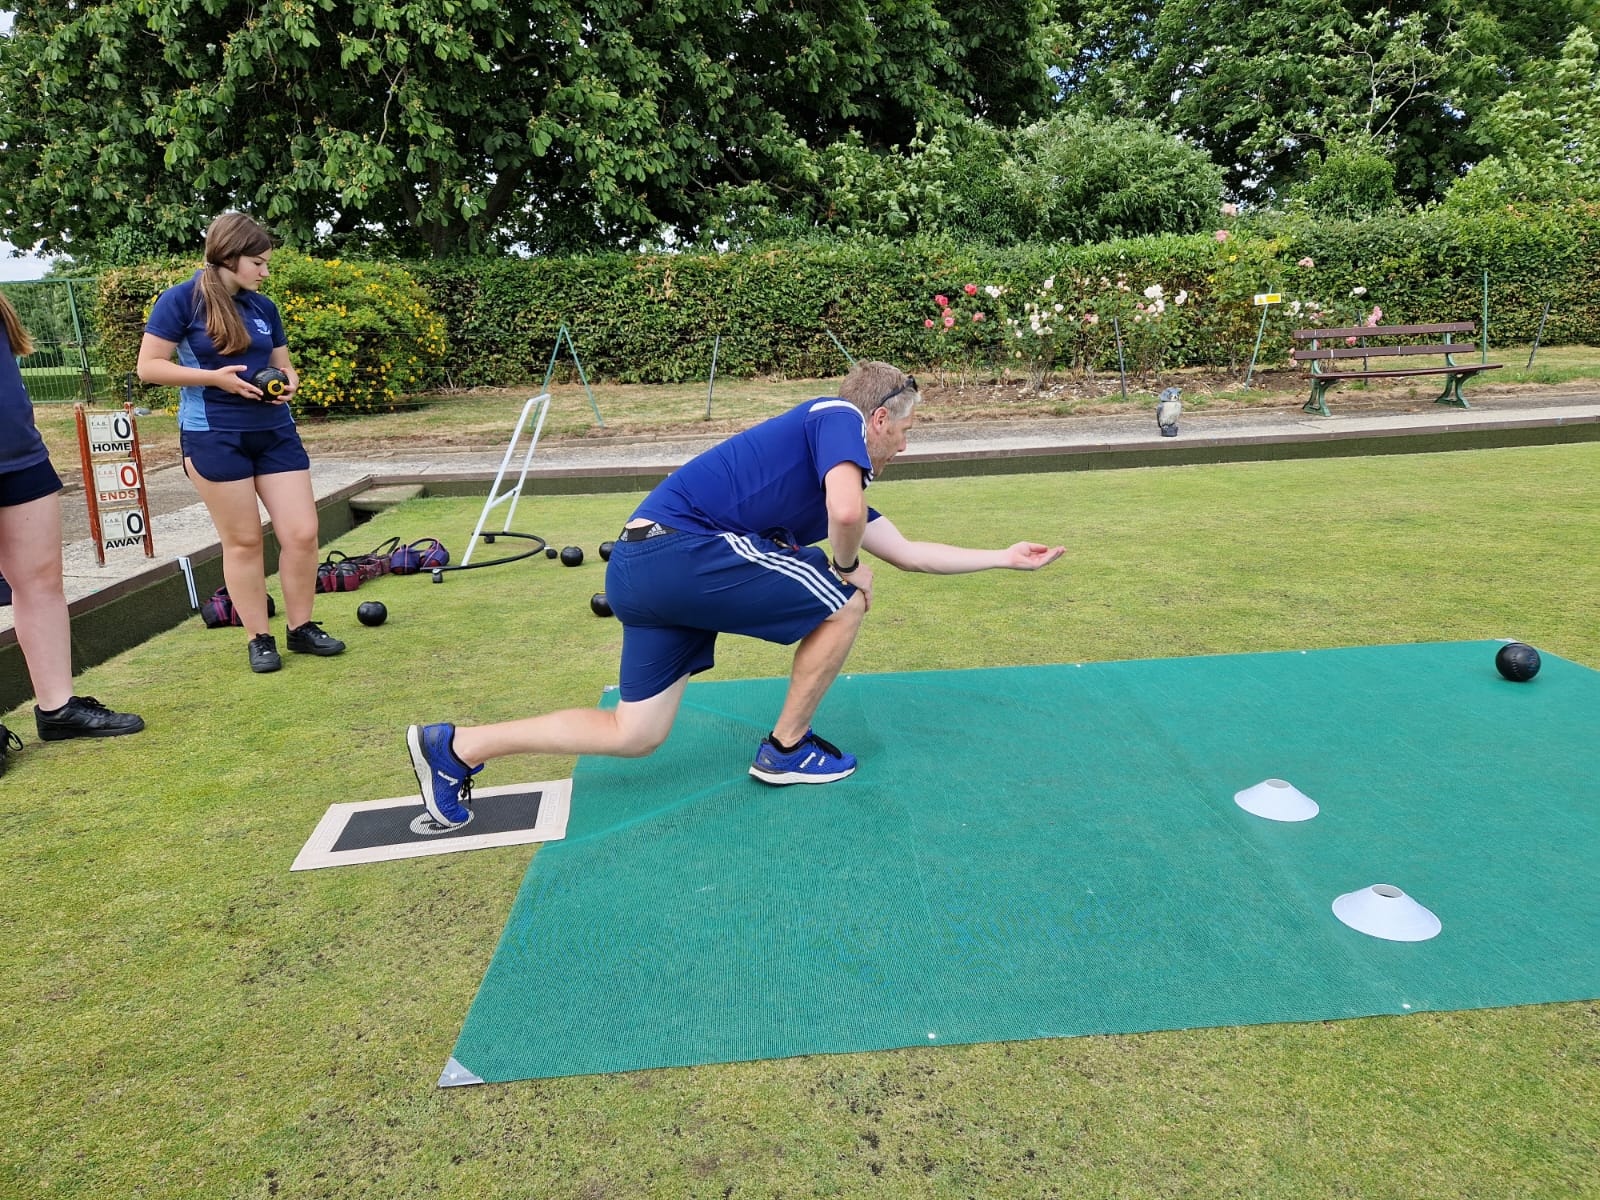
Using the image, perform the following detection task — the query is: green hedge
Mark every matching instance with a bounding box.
[405,205,1599,386]
[95,205,1599,391]
[1266,205,1600,348]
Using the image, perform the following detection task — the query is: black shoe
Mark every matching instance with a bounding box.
[34,696,146,741]
[249,633,282,673]
[0,723,21,776]
[286,621,346,657]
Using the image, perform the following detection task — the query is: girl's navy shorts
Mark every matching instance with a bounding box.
[181,426,311,482]
[605,529,856,702]
[0,457,64,508]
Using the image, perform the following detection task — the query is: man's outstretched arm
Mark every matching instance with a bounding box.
[860,515,1064,575]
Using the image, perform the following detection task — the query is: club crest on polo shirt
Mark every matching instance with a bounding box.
[253,318,270,335]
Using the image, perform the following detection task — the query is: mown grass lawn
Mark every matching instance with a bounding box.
[3,443,1599,1199]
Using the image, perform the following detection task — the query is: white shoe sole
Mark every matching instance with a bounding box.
[748,763,857,785]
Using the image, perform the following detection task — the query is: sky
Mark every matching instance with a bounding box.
[0,252,53,283]
[0,10,54,279]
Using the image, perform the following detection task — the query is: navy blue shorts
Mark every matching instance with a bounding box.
[605,529,856,702]
[182,426,310,483]
[0,457,64,508]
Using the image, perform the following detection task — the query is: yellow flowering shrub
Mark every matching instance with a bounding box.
[264,252,446,413]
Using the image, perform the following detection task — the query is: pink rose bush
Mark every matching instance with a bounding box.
[921,283,1001,386]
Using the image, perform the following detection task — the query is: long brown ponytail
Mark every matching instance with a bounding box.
[197,212,272,355]
[0,291,34,358]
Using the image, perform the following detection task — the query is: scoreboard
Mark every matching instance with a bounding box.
[75,404,155,564]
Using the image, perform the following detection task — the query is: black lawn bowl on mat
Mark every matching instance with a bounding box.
[589,593,613,618]
[1292,322,1502,416]
[1496,641,1542,682]
[560,546,584,567]
[357,601,388,627]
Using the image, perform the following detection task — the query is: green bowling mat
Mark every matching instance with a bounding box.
[441,641,1600,1085]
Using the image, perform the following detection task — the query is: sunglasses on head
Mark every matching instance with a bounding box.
[875,375,918,411]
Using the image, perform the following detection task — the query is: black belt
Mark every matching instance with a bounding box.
[620,522,676,542]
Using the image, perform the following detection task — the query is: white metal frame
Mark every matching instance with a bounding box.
[461,393,551,566]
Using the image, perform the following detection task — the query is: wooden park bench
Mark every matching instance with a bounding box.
[1291,322,1501,416]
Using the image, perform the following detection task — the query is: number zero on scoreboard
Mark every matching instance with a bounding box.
[87,411,135,440]
[86,412,136,454]
[101,509,147,542]
[94,461,142,493]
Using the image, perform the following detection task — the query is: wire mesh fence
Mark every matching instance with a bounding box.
[2,277,126,405]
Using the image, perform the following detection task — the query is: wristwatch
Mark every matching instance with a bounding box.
[832,555,860,575]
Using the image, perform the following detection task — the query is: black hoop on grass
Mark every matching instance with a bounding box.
[427,531,548,582]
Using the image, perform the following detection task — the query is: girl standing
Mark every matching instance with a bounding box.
[137,213,344,673]
[0,291,143,773]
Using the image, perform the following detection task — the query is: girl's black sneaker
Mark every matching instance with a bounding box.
[249,633,282,673]
[34,696,145,740]
[286,621,346,657]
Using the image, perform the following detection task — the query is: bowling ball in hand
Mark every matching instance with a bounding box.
[251,366,290,399]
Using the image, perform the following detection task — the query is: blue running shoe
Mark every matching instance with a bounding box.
[407,723,482,827]
[748,729,857,785]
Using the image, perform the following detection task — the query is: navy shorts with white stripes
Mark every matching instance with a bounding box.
[605,528,856,702]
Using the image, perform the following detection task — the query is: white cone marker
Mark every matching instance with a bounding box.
[1332,884,1442,942]
[1234,778,1319,822]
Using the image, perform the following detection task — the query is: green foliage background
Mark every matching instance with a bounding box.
[88,204,1599,394]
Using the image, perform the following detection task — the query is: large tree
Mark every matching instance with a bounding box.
[0,0,1052,259]
[1043,0,1598,203]
[1446,27,1600,208]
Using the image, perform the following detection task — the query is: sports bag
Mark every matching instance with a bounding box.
[315,552,364,594]
[354,537,399,583]
[390,537,450,575]
[199,586,276,628]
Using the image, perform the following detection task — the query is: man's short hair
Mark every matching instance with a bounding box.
[840,361,920,421]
